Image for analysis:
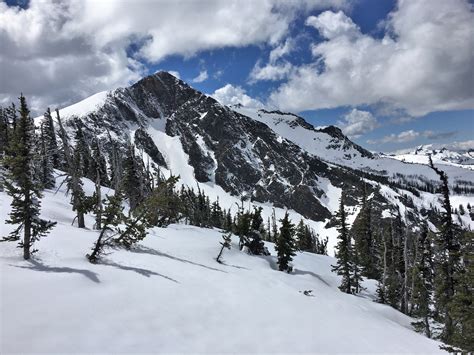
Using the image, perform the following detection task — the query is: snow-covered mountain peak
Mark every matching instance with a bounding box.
[33,72,474,234]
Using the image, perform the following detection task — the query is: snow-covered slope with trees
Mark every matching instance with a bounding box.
[0,175,447,353]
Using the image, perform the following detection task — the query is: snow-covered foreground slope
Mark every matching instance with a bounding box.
[0,179,446,353]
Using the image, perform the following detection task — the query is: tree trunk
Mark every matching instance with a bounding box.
[403,229,409,314]
[77,212,85,229]
[23,189,31,260]
[216,244,225,263]
[88,227,108,263]
[382,235,387,299]
[424,315,431,338]
[23,217,31,260]
[95,167,102,230]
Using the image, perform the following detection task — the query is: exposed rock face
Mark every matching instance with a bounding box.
[57,72,391,220]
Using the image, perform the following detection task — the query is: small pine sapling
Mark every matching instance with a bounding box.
[216,232,232,264]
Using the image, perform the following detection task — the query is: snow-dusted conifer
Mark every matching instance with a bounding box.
[276,211,296,272]
[1,95,56,259]
[411,221,433,338]
[39,123,55,189]
[332,195,353,293]
[56,109,88,228]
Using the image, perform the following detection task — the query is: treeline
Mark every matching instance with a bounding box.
[332,163,473,352]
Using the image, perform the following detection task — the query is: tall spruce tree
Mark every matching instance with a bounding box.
[411,221,433,338]
[55,109,88,228]
[296,219,312,252]
[353,185,378,279]
[276,211,296,272]
[332,195,353,293]
[38,123,55,189]
[429,155,461,343]
[448,230,473,351]
[0,107,8,191]
[122,143,146,211]
[377,222,401,307]
[1,95,56,259]
[41,108,59,168]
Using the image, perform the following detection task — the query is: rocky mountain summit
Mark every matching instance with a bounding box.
[53,71,474,227]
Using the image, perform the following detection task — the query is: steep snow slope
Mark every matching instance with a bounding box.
[0,176,447,353]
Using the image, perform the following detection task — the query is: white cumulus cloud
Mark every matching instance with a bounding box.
[338,109,378,138]
[192,70,208,83]
[270,0,474,116]
[0,0,348,113]
[211,84,264,109]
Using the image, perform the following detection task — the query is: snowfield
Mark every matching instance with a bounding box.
[0,176,447,353]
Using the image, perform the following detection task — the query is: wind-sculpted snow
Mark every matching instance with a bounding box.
[0,176,447,353]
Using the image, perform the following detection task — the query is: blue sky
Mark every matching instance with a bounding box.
[1,0,473,152]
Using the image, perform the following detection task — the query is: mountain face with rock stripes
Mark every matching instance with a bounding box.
[52,71,474,231]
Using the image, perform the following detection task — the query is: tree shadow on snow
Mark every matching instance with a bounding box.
[220,262,249,270]
[130,245,227,273]
[293,268,331,287]
[99,259,179,283]
[258,254,279,271]
[12,259,101,283]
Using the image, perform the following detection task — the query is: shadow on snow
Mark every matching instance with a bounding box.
[12,259,101,283]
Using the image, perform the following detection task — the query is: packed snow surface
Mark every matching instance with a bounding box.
[0,176,447,353]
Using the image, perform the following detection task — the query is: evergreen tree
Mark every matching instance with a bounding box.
[296,220,315,252]
[210,198,223,228]
[411,222,433,338]
[56,109,88,228]
[1,95,56,259]
[108,134,123,191]
[136,175,181,227]
[448,230,474,351]
[216,232,232,263]
[429,155,461,343]
[73,121,92,178]
[246,206,267,255]
[351,244,364,294]
[0,107,8,192]
[0,106,9,158]
[332,195,353,293]
[41,108,59,168]
[314,232,329,255]
[234,201,251,250]
[91,138,109,186]
[122,143,147,211]
[276,211,296,272]
[88,192,125,263]
[38,123,55,189]
[353,186,378,279]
